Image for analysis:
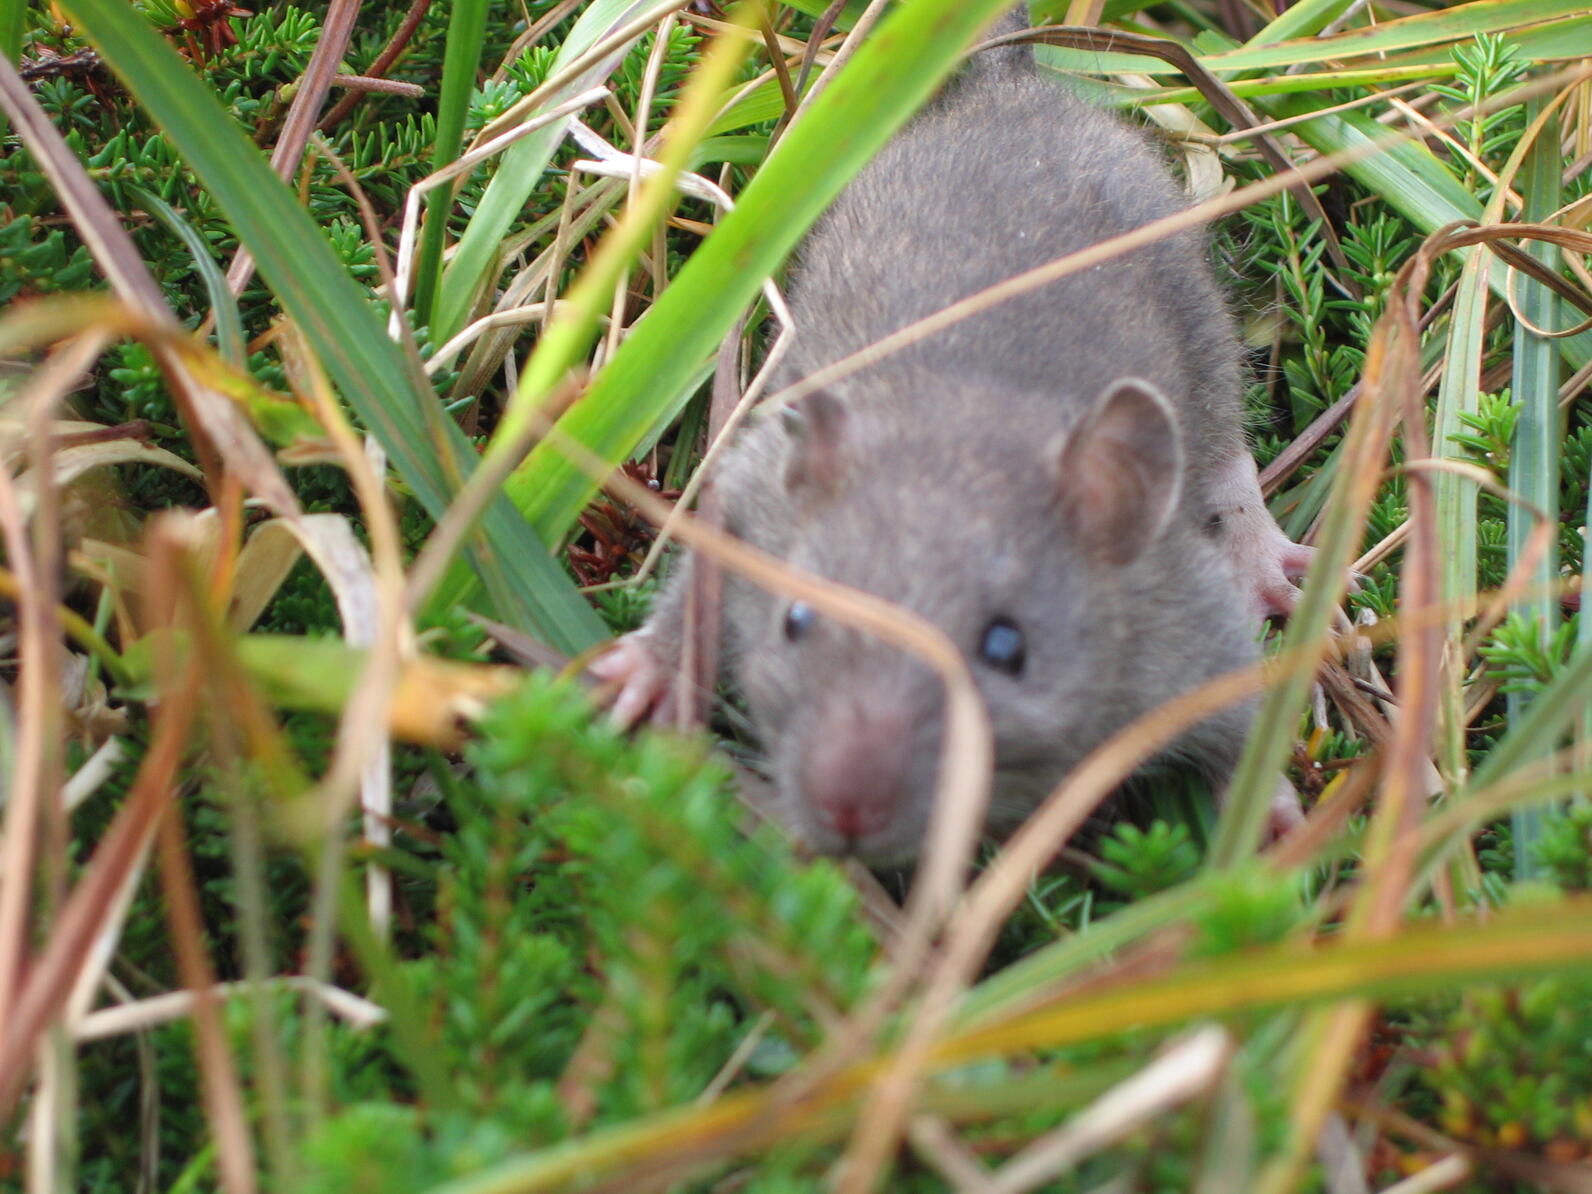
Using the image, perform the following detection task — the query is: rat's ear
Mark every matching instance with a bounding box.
[781,390,850,492]
[1048,378,1184,566]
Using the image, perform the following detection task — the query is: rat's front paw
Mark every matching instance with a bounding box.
[1268,775,1306,839]
[588,632,676,728]
[1221,504,1313,620]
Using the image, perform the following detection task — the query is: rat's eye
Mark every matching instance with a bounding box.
[978,617,1025,676]
[784,601,817,642]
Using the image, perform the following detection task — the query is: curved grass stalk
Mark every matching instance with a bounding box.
[1506,96,1564,879]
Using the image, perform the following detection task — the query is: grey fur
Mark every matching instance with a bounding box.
[626,21,1267,863]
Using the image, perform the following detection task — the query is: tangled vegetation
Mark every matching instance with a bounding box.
[2,0,1591,1191]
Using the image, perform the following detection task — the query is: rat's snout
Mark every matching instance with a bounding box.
[799,703,915,842]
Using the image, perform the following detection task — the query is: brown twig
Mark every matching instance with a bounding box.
[317,0,432,131]
[225,0,362,296]
[329,74,426,99]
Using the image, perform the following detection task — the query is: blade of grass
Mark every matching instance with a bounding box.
[0,0,22,141]
[1200,0,1592,74]
[1240,0,1358,46]
[128,185,246,369]
[1120,63,1462,108]
[1507,95,1563,879]
[61,0,605,651]
[1261,235,1448,1194]
[410,0,488,328]
[780,0,866,23]
[1432,249,1489,781]
[706,72,818,137]
[500,0,1022,552]
[1357,15,1592,73]
[1263,96,1483,224]
[0,647,201,1119]
[954,884,1210,1027]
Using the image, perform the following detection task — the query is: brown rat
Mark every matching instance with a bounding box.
[595,12,1307,863]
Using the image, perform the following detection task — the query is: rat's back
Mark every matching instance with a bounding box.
[779,40,1242,446]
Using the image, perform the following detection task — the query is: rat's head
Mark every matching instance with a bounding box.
[736,376,1190,864]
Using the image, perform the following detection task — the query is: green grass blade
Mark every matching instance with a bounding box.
[780,0,867,25]
[0,0,20,61]
[1506,96,1563,879]
[1127,63,1461,108]
[502,0,1021,551]
[1241,0,1357,46]
[1261,95,1483,224]
[1432,248,1490,783]
[0,0,21,140]
[128,184,246,369]
[1200,0,1592,73]
[1433,252,1490,620]
[955,884,1211,1026]
[411,0,489,328]
[63,0,605,652]
[706,73,816,137]
[435,0,682,344]
[1362,16,1592,71]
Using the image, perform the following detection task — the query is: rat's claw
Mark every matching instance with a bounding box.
[1240,532,1364,621]
[1268,776,1306,839]
[588,634,672,729]
[1222,504,1311,620]
[1255,573,1305,621]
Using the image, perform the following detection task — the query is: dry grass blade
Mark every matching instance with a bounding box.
[283,334,410,1093]
[274,509,394,934]
[486,4,759,462]
[985,1027,1232,1194]
[225,0,360,296]
[18,426,202,493]
[154,782,259,1194]
[0,636,200,1116]
[1355,224,1446,939]
[390,85,612,329]
[75,977,388,1041]
[0,336,97,1047]
[319,0,431,130]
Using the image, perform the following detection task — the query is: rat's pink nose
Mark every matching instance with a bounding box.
[802,709,913,841]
